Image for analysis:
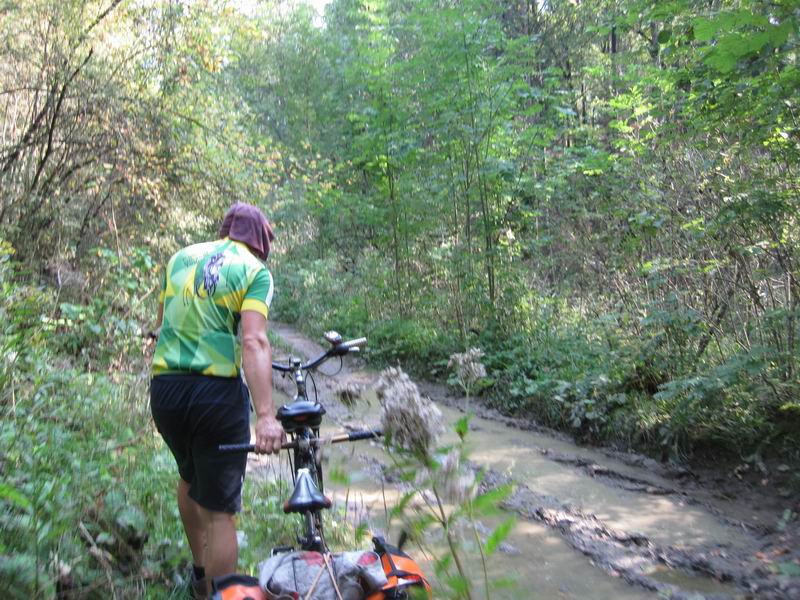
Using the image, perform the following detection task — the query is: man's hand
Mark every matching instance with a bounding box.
[143,328,160,357]
[255,415,285,454]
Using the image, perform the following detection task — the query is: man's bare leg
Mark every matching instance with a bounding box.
[178,479,208,596]
[177,479,206,566]
[201,507,238,582]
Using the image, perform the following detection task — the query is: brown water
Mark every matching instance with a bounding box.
[346,396,747,549]
[321,439,657,600]
[325,397,747,599]
[251,330,756,599]
[436,404,745,550]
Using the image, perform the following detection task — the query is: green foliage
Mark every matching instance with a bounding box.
[2,0,800,590]
[367,319,457,368]
[484,517,516,557]
[0,242,177,594]
[47,247,159,363]
[272,258,371,336]
[251,0,800,464]
[385,417,516,598]
[0,240,298,595]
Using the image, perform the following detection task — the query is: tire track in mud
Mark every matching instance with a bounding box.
[536,449,761,533]
[480,469,794,600]
[269,323,799,600]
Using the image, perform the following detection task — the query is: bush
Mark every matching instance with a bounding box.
[0,241,307,596]
[272,258,370,335]
[0,241,177,595]
[44,247,159,367]
[365,319,457,370]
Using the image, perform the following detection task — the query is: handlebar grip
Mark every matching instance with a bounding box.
[346,429,382,441]
[342,337,367,348]
[219,443,256,453]
[219,441,297,453]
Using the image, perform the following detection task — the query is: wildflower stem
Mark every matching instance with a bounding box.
[469,499,491,600]
[432,482,473,600]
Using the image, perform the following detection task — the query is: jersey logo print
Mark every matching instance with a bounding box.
[194,252,226,299]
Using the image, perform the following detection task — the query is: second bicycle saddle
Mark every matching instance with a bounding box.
[283,468,332,514]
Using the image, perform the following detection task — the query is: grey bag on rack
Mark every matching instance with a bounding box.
[259,550,387,600]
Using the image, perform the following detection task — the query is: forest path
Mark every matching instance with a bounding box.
[252,323,799,600]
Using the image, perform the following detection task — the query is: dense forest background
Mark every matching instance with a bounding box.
[1,0,799,594]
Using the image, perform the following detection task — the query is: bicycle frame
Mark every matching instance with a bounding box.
[221,332,376,553]
[275,355,326,549]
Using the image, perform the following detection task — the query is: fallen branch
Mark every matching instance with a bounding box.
[78,521,118,599]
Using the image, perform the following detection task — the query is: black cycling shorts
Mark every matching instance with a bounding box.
[150,374,250,513]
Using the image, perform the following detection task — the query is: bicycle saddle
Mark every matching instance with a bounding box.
[283,468,331,514]
[276,401,326,432]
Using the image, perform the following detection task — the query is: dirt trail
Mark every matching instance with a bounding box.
[258,323,800,600]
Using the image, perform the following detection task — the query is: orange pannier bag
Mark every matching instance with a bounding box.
[210,573,266,600]
[366,537,432,600]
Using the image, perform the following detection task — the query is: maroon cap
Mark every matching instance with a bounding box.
[218,202,275,261]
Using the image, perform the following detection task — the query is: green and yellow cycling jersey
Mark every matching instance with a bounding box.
[152,238,273,378]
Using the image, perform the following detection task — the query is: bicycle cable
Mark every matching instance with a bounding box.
[308,356,343,404]
[328,356,344,377]
[287,443,295,484]
[308,370,319,404]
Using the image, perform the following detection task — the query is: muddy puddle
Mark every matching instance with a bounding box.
[330,397,747,599]
[247,325,786,599]
[343,394,748,547]
[434,404,747,551]
[251,395,743,598]
[320,434,656,600]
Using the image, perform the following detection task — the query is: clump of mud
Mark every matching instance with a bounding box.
[375,367,443,455]
[333,381,363,408]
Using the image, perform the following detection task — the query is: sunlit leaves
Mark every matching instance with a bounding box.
[471,484,513,517]
[691,7,796,73]
[0,483,31,513]
[484,517,515,556]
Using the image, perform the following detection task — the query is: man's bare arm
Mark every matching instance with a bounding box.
[241,311,285,454]
[146,301,164,350]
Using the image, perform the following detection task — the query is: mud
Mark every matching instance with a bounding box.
[482,469,793,599]
[263,323,800,600]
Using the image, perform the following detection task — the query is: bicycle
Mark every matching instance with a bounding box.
[220,330,381,553]
[215,331,431,600]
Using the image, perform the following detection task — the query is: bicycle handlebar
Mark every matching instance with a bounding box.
[218,428,383,453]
[271,336,366,373]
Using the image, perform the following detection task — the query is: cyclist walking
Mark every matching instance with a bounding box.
[149,202,285,597]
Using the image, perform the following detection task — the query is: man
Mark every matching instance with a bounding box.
[150,202,285,597]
